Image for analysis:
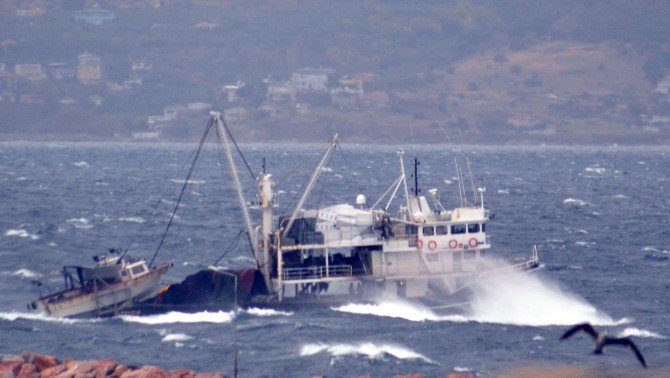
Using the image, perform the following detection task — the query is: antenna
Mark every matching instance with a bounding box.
[413,155,420,196]
[262,157,266,175]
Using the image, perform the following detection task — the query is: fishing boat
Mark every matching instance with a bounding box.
[28,250,172,318]
[140,112,539,310]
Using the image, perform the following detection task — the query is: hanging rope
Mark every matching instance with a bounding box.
[212,229,247,266]
[149,118,214,267]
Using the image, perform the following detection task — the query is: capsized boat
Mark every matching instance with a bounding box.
[138,111,539,311]
[29,250,172,318]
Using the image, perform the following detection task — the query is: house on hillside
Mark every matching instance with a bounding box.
[14,64,46,81]
[77,52,102,84]
[74,7,116,25]
[16,7,46,17]
[48,63,75,81]
[654,74,670,95]
[290,68,333,92]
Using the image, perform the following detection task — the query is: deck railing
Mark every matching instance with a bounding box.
[282,265,353,280]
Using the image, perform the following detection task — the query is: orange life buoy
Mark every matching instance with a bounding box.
[448,239,458,249]
[469,238,478,248]
[416,239,424,249]
[428,240,437,250]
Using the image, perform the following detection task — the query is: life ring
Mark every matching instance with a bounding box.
[469,238,478,248]
[448,239,458,249]
[428,240,437,250]
[416,239,424,249]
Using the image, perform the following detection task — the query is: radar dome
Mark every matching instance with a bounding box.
[356,194,366,207]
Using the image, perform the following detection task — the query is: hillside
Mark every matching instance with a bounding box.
[1,1,670,144]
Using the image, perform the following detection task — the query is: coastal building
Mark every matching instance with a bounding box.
[77,52,102,84]
[14,64,46,81]
[74,8,116,25]
[48,63,76,81]
[16,7,46,17]
[290,68,333,92]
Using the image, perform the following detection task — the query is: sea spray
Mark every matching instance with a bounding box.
[467,263,616,326]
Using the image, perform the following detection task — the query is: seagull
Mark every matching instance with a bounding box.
[560,323,647,368]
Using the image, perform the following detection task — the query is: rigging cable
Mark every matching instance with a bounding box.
[222,118,257,181]
[149,118,214,267]
[212,229,247,266]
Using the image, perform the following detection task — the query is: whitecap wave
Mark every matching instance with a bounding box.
[119,311,233,325]
[73,161,89,167]
[0,312,96,324]
[497,189,509,194]
[12,269,41,279]
[612,194,629,199]
[563,198,589,207]
[618,328,665,339]
[5,229,39,240]
[118,217,146,224]
[66,218,93,229]
[245,307,293,317]
[333,301,466,323]
[171,179,206,185]
[585,167,606,174]
[162,333,193,342]
[299,342,433,363]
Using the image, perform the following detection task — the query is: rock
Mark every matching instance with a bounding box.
[33,356,59,372]
[166,370,194,378]
[17,363,39,378]
[93,360,118,378]
[0,362,20,378]
[110,365,130,378]
[39,364,67,378]
[54,363,78,378]
[119,366,166,378]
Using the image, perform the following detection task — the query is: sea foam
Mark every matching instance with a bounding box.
[299,342,433,363]
[120,311,234,325]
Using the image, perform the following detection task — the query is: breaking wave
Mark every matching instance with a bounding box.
[563,198,589,207]
[72,161,89,167]
[12,269,41,279]
[299,342,434,363]
[244,307,294,317]
[5,229,39,240]
[66,218,93,229]
[335,267,621,327]
[119,311,234,325]
[118,217,146,224]
[0,312,96,325]
[334,301,466,322]
[161,333,193,342]
[618,328,665,339]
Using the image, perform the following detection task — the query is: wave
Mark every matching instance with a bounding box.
[66,218,93,229]
[5,229,39,240]
[584,167,606,174]
[118,217,146,224]
[72,161,89,167]
[244,307,293,317]
[333,301,466,323]
[299,342,433,363]
[12,269,41,278]
[119,311,233,325]
[0,312,96,325]
[170,179,206,185]
[618,328,665,339]
[161,333,193,342]
[562,198,589,207]
[335,265,622,327]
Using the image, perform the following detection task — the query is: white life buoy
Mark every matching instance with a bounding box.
[416,239,424,249]
[448,239,458,249]
[469,238,478,248]
[428,240,437,250]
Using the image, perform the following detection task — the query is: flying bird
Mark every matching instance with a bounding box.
[560,323,647,368]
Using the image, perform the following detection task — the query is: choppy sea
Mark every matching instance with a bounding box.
[0,141,668,376]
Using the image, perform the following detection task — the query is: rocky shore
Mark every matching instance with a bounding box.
[0,352,228,378]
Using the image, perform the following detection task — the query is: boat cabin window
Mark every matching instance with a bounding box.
[131,265,146,275]
[405,225,418,235]
[464,250,476,260]
[467,224,480,233]
[436,225,448,235]
[451,224,466,234]
[482,223,486,232]
[423,226,434,236]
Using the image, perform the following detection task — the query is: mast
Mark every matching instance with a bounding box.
[398,149,411,217]
[211,112,270,291]
[283,134,338,237]
[413,155,419,196]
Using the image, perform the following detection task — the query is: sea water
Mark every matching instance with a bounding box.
[0,142,668,376]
